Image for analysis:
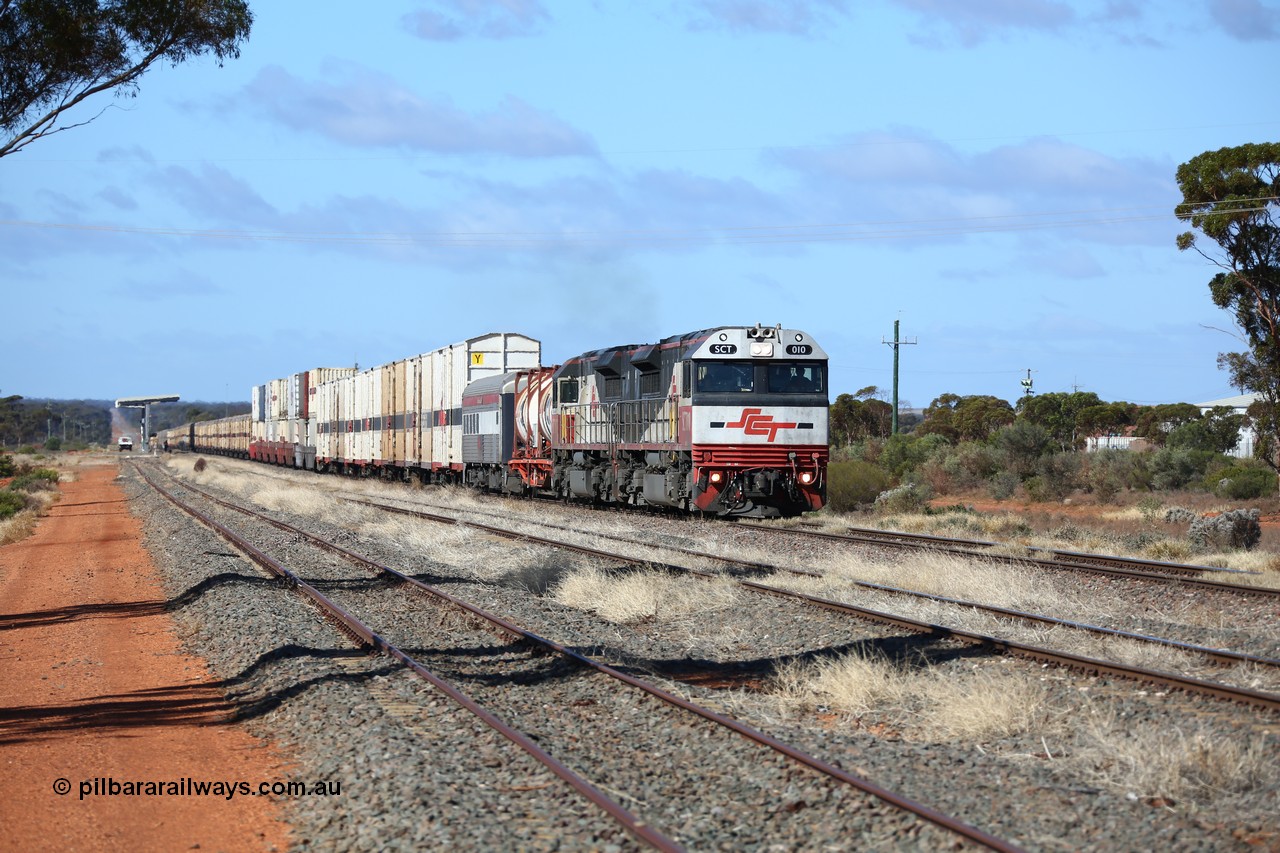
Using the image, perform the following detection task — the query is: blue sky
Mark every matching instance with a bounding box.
[4,0,1278,410]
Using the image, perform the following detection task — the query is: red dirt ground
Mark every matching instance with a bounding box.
[0,462,291,852]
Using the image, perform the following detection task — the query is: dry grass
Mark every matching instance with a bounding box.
[1079,715,1277,804]
[830,501,1280,592]
[0,469,64,547]
[552,566,740,624]
[806,547,1072,614]
[773,651,1067,743]
[0,507,42,547]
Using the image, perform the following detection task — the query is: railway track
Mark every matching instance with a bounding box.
[343,493,1280,676]
[137,462,1020,852]
[329,491,1280,713]
[737,521,1280,599]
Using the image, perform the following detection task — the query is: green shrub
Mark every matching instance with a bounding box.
[994,420,1051,476]
[825,460,892,513]
[878,433,951,478]
[987,470,1019,500]
[43,436,62,451]
[1033,452,1082,500]
[941,442,1002,490]
[1205,466,1278,499]
[8,468,58,492]
[0,490,27,519]
[1148,448,1215,491]
[1137,495,1164,521]
[1084,449,1151,499]
[0,454,14,478]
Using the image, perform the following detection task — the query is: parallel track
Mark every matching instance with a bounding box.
[739,521,1280,599]
[142,463,1021,853]
[343,495,1280,713]
[351,494,1280,673]
[135,465,680,851]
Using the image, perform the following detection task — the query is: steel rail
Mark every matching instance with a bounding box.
[156,468,1023,853]
[345,497,1280,714]
[133,465,682,853]
[831,523,1260,576]
[349,495,1280,672]
[740,521,1280,599]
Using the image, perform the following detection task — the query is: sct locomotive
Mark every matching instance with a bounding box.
[160,324,829,518]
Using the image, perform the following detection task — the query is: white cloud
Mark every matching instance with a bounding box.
[680,0,851,36]
[240,63,597,158]
[1208,0,1280,40]
[770,130,1174,246]
[402,0,552,41]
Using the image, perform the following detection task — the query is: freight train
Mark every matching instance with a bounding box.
[159,325,829,518]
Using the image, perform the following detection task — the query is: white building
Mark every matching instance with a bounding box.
[1195,393,1260,459]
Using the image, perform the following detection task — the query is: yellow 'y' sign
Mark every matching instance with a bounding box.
[471,353,485,366]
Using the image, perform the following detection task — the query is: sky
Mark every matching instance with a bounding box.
[4,0,1279,410]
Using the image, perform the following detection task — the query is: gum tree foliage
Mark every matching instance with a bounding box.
[1016,391,1103,450]
[915,393,1015,442]
[1074,401,1136,439]
[829,386,893,446]
[0,0,252,157]
[1176,143,1280,472]
[1166,406,1245,455]
[1132,402,1202,446]
[0,395,112,446]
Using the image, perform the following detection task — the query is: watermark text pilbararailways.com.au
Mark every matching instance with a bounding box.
[53,776,342,801]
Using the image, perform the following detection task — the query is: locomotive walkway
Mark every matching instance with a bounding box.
[0,461,289,852]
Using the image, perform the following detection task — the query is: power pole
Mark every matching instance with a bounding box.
[1021,369,1035,398]
[881,319,918,435]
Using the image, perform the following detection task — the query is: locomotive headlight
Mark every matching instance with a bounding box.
[750,342,773,357]
[708,471,724,484]
[798,471,815,485]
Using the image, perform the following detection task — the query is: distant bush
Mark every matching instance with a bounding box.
[1137,495,1164,521]
[1148,448,1216,491]
[0,490,27,519]
[878,433,951,478]
[1030,452,1082,501]
[1163,506,1197,524]
[43,436,62,451]
[1204,466,1277,500]
[7,468,58,492]
[1188,509,1262,551]
[1084,449,1150,501]
[874,482,933,514]
[940,442,1002,491]
[0,454,14,478]
[987,470,1019,501]
[825,460,891,513]
[993,421,1052,477]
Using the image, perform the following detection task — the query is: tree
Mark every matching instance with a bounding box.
[1075,402,1135,440]
[1133,402,1201,447]
[829,386,893,446]
[1176,142,1280,473]
[1016,391,1102,450]
[1166,406,1244,455]
[1,0,252,158]
[916,393,1014,443]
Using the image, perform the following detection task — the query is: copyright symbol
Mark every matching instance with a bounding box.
[52,778,71,796]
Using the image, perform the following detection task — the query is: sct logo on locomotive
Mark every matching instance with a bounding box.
[722,408,798,442]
